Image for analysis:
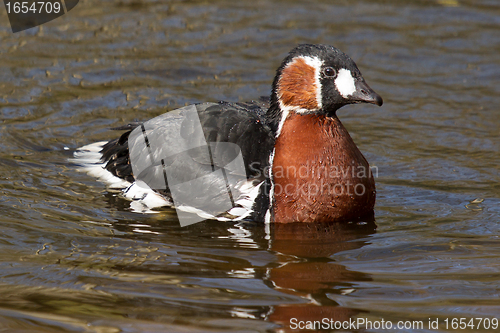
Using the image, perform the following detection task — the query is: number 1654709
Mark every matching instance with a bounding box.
[5,1,62,14]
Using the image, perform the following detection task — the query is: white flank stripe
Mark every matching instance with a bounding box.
[72,142,171,213]
[72,142,131,189]
[266,148,276,224]
[73,142,263,222]
[231,180,264,221]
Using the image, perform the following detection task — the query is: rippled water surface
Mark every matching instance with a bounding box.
[1,0,499,332]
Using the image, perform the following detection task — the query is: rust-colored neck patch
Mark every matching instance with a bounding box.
[277,57,320,111]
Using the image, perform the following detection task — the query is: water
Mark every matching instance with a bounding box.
[1,0,499,332]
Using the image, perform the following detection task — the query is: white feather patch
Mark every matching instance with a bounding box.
[275,107,290,138]
[335,68,356,98]
[124,180,172,213]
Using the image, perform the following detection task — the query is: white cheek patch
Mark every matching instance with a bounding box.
[335,69,356,98]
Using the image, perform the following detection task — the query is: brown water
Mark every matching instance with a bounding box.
[1,0,499,332]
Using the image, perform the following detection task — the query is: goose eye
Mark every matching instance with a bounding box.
[323,67,336,78]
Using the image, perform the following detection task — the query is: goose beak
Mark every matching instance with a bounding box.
[350,80,383,106]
